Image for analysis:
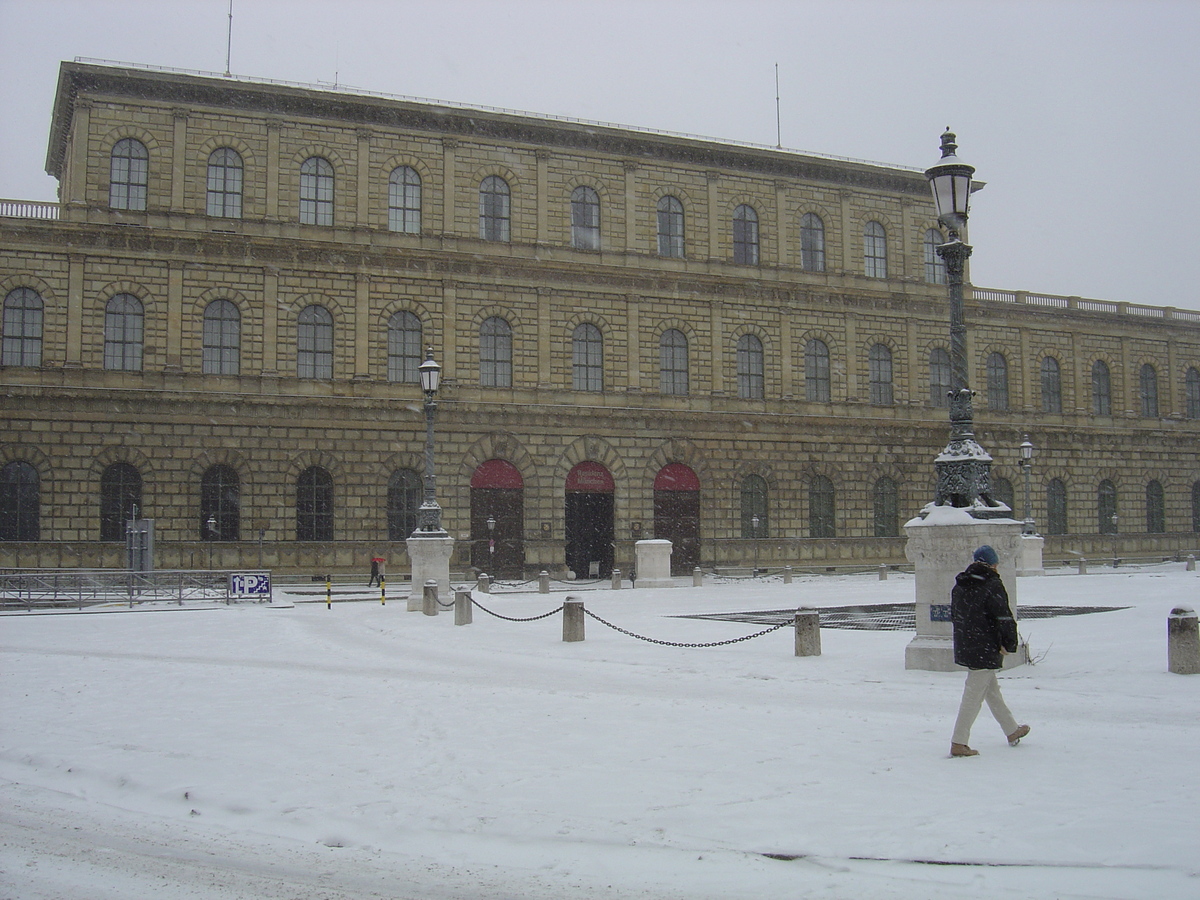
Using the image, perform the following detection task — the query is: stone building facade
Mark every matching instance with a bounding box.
[2,60,1199,577]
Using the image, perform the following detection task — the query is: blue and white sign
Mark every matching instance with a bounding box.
[229,572,272,598]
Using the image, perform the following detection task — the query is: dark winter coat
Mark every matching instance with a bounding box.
[951,561,1018,669]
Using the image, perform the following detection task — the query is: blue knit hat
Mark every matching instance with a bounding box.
[973,545,999,566]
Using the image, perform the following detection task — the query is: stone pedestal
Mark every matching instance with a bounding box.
[1016,533,1045,577]
[904,505,1025,671]
[405,530,453,610]
[634,539,673,588]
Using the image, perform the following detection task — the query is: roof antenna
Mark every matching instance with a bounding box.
[775,63,782,149]
[224,0,233,77]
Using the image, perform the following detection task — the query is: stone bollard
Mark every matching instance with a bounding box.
[611,568,622,590]
[878,564,888,581]
[1187,554,1196,572]
[454,589,473,626]
[794,607,821,657]
[539,570,550,593]
[475,573,491,593]
[562,597,585,642]
[422,580,438,616]
[1077,557,1087,575]
[783,565,792,584]
[692,566,703,587]
[1167,606,1199,674]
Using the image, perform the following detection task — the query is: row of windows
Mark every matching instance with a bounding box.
[106,139,945,279]
[3,459,1195,543]
[7,286,1200,415]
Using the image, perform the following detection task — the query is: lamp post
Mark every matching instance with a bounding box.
[415,347,445,535]
[1111,513,1119,567]
[923,130,1000,516]
[487,514,496,570]
[1019,436,1036,534]
[751,514,761,576]
[206,514,217,569]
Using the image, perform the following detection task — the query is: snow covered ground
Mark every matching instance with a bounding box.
[3,565,1198,899]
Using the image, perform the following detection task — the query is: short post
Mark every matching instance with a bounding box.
[422,580,438,616]
[477,573,491,593]
[783,565,792,584]
[539,570,550,593]
[878,564,888,581]
[454,589,473,626]
[1187,554,1196,572]
[692,566,703,587]
[1077,557,1087,575]
[380,576,386,605]
[611,568,622,590]
[562,597,585,642]
[1167,605,1199,674]
[326,574,332,610]
[794,607,821,657]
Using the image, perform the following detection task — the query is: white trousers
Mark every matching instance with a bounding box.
[952,667,1019,745]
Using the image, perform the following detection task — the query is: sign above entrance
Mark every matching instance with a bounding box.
[471,458,524,489]
[566,461,614,492]
[654,463,700,492]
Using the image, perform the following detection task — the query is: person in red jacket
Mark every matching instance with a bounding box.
[949,545,1031,757]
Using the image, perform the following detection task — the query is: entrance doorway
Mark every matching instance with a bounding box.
[653,463,700,574]
[565,461,614,579]
[470,459,524,578]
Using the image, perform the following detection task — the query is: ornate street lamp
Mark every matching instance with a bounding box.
[1019,436,1036,534]
[751,514,761,576]
[416,347,445,534]
[487,515,496,568]
[206,514,218,568]
[924,130,1002,516]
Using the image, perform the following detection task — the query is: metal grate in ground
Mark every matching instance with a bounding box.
[678,603,1130,632]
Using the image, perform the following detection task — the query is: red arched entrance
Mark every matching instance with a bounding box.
[653,463,700,574]
[470,459,524,578]
[565,461,614,579]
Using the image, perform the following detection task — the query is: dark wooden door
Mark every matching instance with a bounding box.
[654,490,700,574]
[470,488,524,578]
[565,491,614,579]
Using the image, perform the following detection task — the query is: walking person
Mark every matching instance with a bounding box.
[949,544,1031,757]
[368,557,381,587]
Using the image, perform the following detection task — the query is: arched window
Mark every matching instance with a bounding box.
[480,316,512,387]
[732,204,759,265]
[200,464,240,541]
[1146,480,1165,534]
[388,166,421,233]
[1047,478,1068,535]
[930,347,951,408]
[0,461,39,541]
[874,476,899,538]
[202,299,240,375]
[479,175,510,242]
[100,462,142,541]
[805,339,831,402]
[1187,368,1200,419]
[993,476,1014,512]
[2,287,43,367]
[869,343,893,405]
[809,475,836,538]
[299,157,334,226]
[109,138,148,210]
[1140,363,1159,418]
[206,148,243,218]
[570,186,600,250]
[863,221,887,278]
[296,466,333,541]
[659,328,688,395]
[387,311,422,383]
[740,474,768,538]
[657,195,684,258]
[1041,356,1063,414]
[387,468,421,540]
[572,323,603,392]
[986,351,1009,411]
[104,293,144,371]
[1098,480,1118,534]
[737,333,764,400]
[923,228,946,284]
[799,213,826,272]
[1092,360,1112,416]
[297,305,333,379]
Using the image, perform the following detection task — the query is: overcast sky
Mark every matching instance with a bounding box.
[2,0,1197,310]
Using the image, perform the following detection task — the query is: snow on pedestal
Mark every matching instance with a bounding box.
[405,531,453,610]
[634,539,674,589]
[904,504,1026,671]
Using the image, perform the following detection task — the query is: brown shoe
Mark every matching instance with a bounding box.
[950,743,979,757]
[1007,724,1030,746]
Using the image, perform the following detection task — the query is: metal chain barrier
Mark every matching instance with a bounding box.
[582,607,793,648]
[470,597,565,622]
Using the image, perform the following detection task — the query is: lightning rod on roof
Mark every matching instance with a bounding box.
[224,0,234,77]
[775,63,782,149]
